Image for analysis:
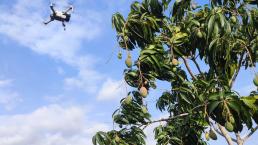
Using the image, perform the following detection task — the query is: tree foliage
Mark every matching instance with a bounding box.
[93,0,258,145]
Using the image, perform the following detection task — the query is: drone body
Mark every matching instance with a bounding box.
[44,3,73,30]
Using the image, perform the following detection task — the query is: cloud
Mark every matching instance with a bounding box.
[0,104,109,145]
[64,68,104,93]
[0,79,12,87]
[96,78,126,101]
[0,79,22,110]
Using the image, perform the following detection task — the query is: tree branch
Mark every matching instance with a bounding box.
[229,52,244,88]
[192,57,203,75]
[243,126,258,142]
[218,124,235,145]
[182,56,197,80]
[149,113,189,124]
[141,113,189,130]
[235,132,244,145]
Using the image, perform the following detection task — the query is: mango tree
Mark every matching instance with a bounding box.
[93,0,258,145]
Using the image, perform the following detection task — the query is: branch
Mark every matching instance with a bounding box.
[141,113,189,130]
[244,45,254,67]
[218,124,235,145]
[182,56,197,80]
[235,132,244,145]
[213,125,224,136]
[149,113,189,124]
[192,57,203,75]
[229,52,244,88]
[243,126,258,142]
[142,104,207,130]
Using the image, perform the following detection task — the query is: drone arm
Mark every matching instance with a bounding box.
[44,19,53,25]
[50,3,56,14]
[64,6,73,14]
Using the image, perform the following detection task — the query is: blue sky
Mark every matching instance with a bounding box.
[0,0,257,145]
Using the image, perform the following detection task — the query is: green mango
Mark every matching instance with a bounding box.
[118,52,122,59]
[225,122,234,132]
[209,129,217,140]
[124,96,132,105]
[229,116,235,124]
[197,30,203,38]
[230,16,237,23]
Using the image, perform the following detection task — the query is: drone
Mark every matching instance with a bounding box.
[44,3,73,30]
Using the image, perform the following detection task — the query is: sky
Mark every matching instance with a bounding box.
[0,0,257,145]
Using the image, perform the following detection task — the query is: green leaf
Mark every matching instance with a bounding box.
[241,97,257,110]
[208,92,221,101]
[218,13,225,28]
[208,101,220,114]
[180,93,191,104]
[228,101,241,114]
[209,38,218,50]
[208,15,215,37]
[92,134,97,145]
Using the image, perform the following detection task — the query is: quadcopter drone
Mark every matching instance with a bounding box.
[44,3,73,30]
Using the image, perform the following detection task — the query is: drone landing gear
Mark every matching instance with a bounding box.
[62,22,66,31]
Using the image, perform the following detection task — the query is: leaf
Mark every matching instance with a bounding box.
[218,13,225,28]
[209,38,218,50]
[208,92,221,101]
[228,101,241,114]
[191,19,201,26]
[92,134,97,145]
[208,15,215,37]
[213,22,219,37]
[180,93,191,104]
[241,97,257,110]
[208,101,220,114]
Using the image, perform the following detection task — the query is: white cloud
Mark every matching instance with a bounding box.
[0,104,109,145]
[0,79,22,110]
[0,79,12,87]
[96,78,126,101]
[64,68,104,93]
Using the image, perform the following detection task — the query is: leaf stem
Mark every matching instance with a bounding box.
[182,56,197,80]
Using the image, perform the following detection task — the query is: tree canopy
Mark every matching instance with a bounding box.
[93,0,258,145]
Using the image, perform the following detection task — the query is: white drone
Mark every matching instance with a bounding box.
[44,3,73,30]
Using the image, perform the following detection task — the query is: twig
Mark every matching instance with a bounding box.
[140,113,189,130]
[182,56,197,80]
[243,126,258,142]
[229,52,244,88]
[192,57,203,75]
[151,113,189,123]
